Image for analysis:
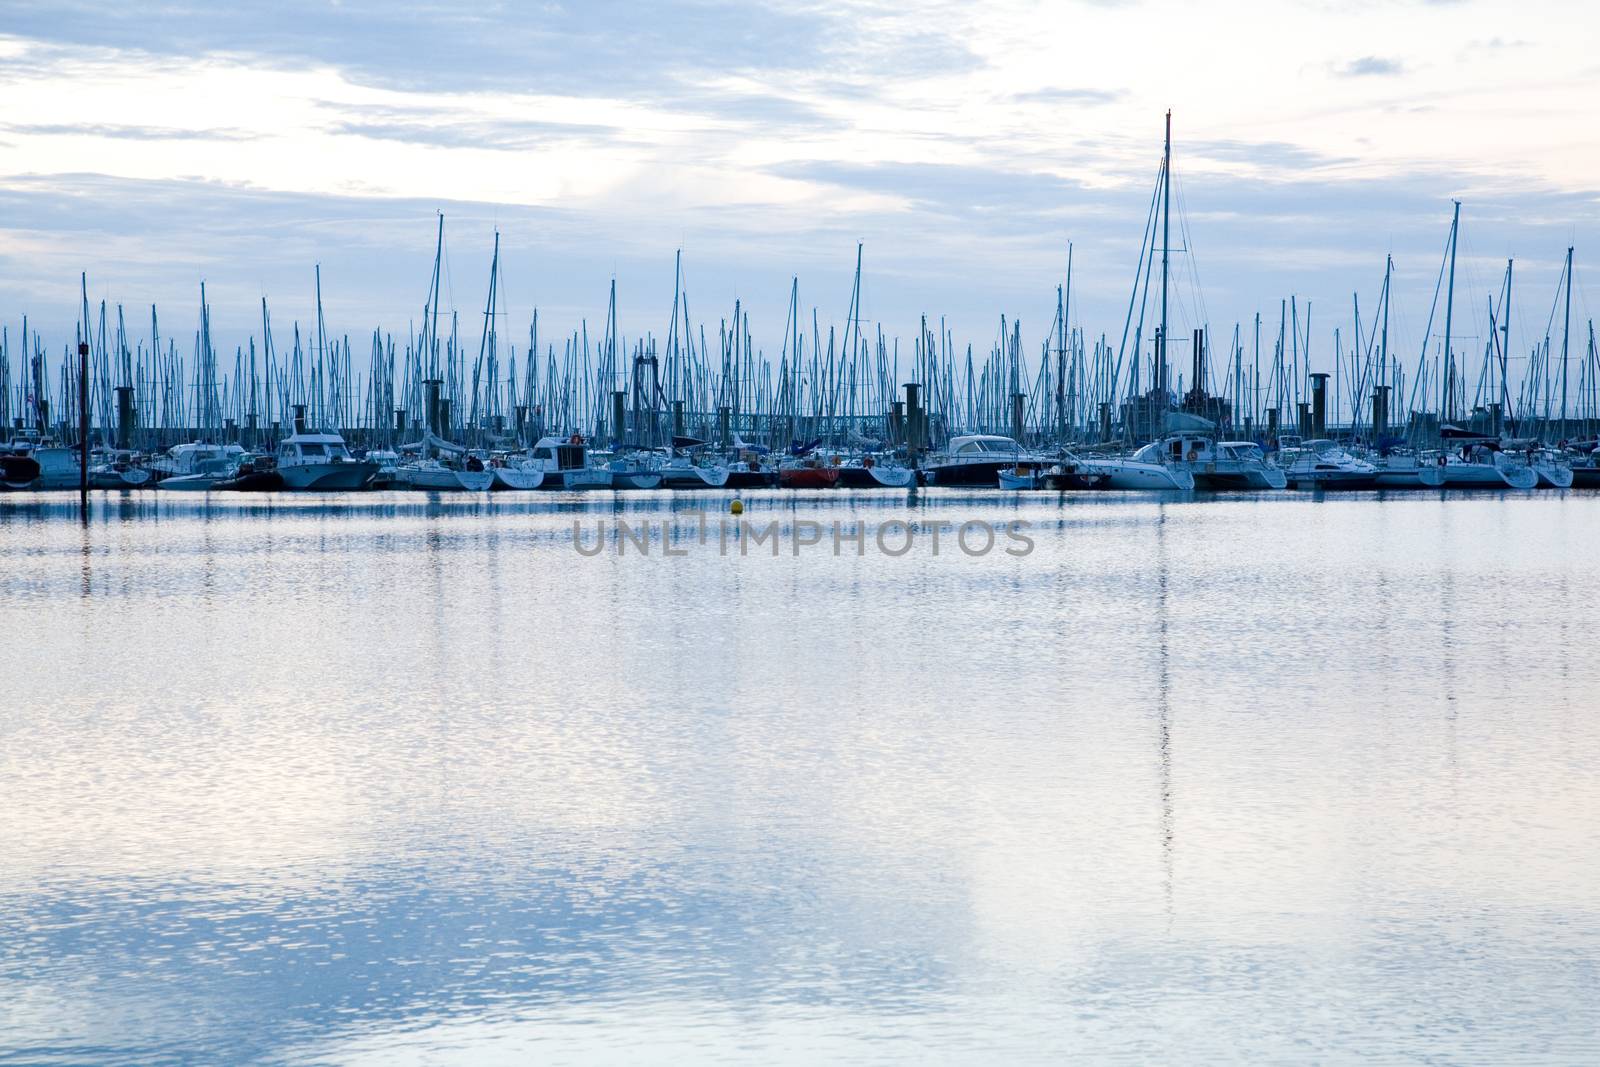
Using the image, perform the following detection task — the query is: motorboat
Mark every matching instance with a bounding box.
[925,435,1053,487]
[365,450,402,488]
[519,435,608,489]
[1276,437,1380,490]
[997,468,1042,489]
[153,442,244,491]
[274,429,378,490]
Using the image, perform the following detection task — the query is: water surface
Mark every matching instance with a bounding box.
[2,490,1597,1063]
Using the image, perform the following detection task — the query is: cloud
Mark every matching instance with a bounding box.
[1186,140,1356,173]
[4,123,259,142]
[329,119,619,152]
[1013,88,1125,106]
[0,1,975,100]
[1336,56,1406,77]
[767,160,1087,226]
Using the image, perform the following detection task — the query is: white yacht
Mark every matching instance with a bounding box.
[926,435,1052,487]
[153,442,244,491]
[1277,437,1380,490]
[275,430,377,490]
[1132,434,1286,490]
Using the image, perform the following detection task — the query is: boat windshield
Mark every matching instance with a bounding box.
[300,442,327,457]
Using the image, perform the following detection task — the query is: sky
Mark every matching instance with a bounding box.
[1,0,1597,377]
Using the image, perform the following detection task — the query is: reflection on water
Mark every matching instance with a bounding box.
[3,490,1599,1064]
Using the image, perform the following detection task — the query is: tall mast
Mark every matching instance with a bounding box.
[1380,254,1391,389]
[1064,242,1073,438]
[1159,109,1171,403]
[1501,259,1513,428]
[1561,245,1573,439]
[426,213,444,379]
[1441,200,1460,425]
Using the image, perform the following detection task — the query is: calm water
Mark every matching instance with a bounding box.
[2,490,1597,1064]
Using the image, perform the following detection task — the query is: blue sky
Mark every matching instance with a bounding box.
[1,0,1596,375]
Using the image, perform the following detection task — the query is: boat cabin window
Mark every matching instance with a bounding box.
[533,446,554,460]
[300,442,326,457]
[556,444,585,469]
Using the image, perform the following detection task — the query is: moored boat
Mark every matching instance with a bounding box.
[1277,438,1380,490]
[275,428,377,490]
[925,435,1051,487]
[835,455,915,488]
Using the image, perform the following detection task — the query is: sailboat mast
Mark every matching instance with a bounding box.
[1561,245,1573,439]
[1159,109,1171,403]
[1380,254,1391,389]
[1441,200,1460,425]
[1502,259,1513,427]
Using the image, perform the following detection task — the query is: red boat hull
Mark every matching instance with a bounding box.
[779,467,840,489]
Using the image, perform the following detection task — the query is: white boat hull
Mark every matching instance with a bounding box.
[157,473,225,491]
[492,467,546,490]
[279,461,378,490]
[1531,462,1573,488]
[659,465,730,488]
[562,469,613,490]
[997,470,1041,489]
[30,449,83,489]
[609,471,663,490]
[1419,462,1537,489]
[1084,458,1196,490]
[1193,464,1288,490]
[90,467,151,489]
[396,466,495,491]
[864,465,915,488]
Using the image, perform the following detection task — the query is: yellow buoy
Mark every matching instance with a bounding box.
[730,499,744,515]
